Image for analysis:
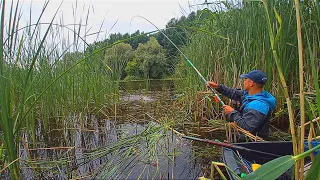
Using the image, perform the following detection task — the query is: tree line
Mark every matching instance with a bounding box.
[67,11,208,80]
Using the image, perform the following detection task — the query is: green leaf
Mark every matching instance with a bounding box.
[273,8,282,48]
[243,155,295,180]
[305,153,320,180]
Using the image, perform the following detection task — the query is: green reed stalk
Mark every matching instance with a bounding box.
[0,1,117,177]
[293,0,306,178]
[303,19,320,117]
[258,0,299,159]
[0,1,20,178]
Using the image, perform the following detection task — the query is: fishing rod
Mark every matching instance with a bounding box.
[135,16,225,106]
[146,114,280,158]
[137,17,278,157]
[182,135,280,158]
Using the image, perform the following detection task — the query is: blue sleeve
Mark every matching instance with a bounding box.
[227,109,268,133]
[216,84,244,101]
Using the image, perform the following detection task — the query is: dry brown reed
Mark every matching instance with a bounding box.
[226,122,264,143]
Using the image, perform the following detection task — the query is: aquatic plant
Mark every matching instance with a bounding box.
[0,0,129,177]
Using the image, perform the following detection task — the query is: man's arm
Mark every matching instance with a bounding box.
[227,109,267,133]
[216,84,243,101]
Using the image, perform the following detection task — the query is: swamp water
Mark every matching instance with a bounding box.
[17,80,223,179]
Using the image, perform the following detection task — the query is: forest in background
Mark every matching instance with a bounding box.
[69,11,202,80]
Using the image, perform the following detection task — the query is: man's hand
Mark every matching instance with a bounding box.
[207,81,218,89]
[223,105,235,115]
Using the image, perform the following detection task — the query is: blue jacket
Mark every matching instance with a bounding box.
[216,84,276,138]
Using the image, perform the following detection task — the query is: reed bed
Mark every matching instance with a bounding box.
[174,0,320,178]
[0,1,122,178]
[176,0,320,123]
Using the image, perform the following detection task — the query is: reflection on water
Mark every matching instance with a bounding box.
[121,94,154,102]
[119,79,176,92]
[19,80,216,179]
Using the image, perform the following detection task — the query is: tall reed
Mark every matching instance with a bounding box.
[175,0,320,178]
[0,1,121,178]
[293,0,305,178]
[175,0,320,126]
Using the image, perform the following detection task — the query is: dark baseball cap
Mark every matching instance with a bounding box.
[240,70,267,85]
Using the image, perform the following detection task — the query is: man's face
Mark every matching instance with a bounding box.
[243,78,254,91]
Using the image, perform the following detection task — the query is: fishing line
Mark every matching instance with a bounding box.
[131,15,225,106]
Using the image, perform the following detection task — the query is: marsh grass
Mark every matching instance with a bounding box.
[174,0,320,179]
[174,1,320,126]
[0,1,156,178]
[175,0,320,122]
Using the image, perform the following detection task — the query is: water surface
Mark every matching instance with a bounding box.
[18,80,222,179]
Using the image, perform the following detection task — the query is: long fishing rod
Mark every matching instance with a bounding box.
[138,17,278,157]
[146,114,280,158]
[182,135,280,157]
[135,16,225,106]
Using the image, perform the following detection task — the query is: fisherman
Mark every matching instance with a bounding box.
[207,70,276,139]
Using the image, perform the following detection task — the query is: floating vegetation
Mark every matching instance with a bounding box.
[21,121,206,179]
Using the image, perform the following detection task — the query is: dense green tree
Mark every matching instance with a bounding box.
[84,11,204,79]
[127,30,150,49]
[124,58,139,79]
[133,37,167,79]
[104,42,134,79]
[85,31,149,55]
[152,11,203,74]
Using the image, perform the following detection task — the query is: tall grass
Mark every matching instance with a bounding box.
[176,0,320,127]
[175,0,320,178]
[0,1,123,178]
[0,0,176,177]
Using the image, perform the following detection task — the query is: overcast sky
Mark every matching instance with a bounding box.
[12,0,205,43]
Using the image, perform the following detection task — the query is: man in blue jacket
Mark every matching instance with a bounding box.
[207,70,276,139]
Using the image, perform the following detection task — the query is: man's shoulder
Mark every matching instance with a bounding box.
[245,100,269,115]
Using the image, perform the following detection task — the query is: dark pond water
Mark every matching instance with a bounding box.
[17,80,223,179]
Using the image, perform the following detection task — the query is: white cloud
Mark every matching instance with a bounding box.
[11,0,202,43]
